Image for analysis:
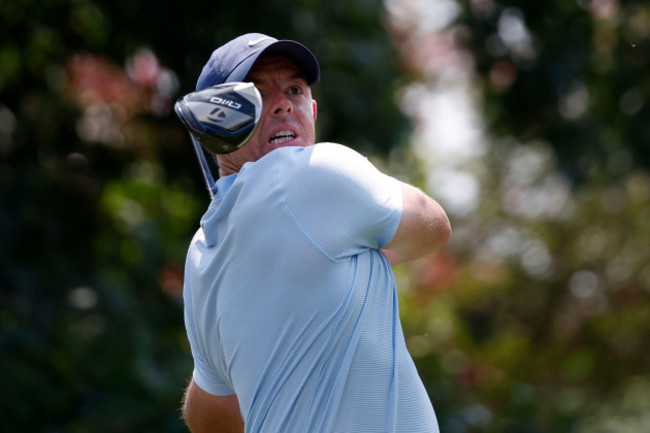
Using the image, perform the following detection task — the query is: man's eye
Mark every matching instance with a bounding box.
[288,86,303,95]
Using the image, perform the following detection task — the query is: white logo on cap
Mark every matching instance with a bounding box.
[248,36,274,47]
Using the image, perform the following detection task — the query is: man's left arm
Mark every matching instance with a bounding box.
[381,182,451,265]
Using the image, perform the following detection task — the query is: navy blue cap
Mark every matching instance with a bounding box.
[196,33,320,91]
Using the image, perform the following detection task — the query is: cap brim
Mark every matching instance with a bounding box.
[227,40,320,86]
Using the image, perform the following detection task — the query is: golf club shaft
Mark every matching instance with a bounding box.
[189,133,216,199]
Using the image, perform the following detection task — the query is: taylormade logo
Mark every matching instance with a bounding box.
[210,97,241,110]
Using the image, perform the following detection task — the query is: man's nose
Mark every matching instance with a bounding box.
[268,92,293,116]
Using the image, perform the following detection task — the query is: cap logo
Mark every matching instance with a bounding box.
[248,36,274,47]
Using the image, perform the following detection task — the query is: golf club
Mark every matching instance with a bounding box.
[174,82,263,197]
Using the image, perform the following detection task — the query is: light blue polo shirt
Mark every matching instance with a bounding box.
[183,142,439,433]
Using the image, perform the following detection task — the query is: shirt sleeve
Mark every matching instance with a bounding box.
[184,265,236,396]
[278,142,403,260]
[192,357,235,396]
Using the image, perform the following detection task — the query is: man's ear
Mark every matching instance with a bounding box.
[312,99,318,121]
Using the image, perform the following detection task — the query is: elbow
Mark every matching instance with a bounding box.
[427,219,451,254]
[437,221,452,250]
[441,215,452,246]
[431,201,452,250]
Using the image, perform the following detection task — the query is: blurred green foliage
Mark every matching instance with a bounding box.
[387,1,650,432]
[1,0,649,432]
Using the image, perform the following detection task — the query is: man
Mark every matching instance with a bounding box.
[181,33,451,433]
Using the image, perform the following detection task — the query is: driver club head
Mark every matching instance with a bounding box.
[174,82,262,154]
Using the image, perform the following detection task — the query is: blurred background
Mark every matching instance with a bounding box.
[1,0,649,431]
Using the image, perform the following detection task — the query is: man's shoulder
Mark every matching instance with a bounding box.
[311,142,361,158]
[274,142,360,159]
[279,142,366,168]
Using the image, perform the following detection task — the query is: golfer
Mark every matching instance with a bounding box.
[181,33,451,433]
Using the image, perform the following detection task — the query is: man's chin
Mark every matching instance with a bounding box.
[267,139,306,151]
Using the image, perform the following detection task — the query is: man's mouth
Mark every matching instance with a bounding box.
[269,130,296,145]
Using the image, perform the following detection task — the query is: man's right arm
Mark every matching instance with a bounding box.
[381,182,451,265]
[182,378,244,433]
